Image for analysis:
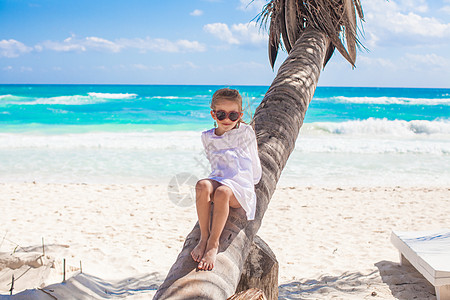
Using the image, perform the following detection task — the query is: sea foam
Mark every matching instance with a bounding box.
[88,92,138,99]
[0,131,203,151]
[317,96,450,105]
[301,118,450,137]
[0,122,449,155]
[0,93,138,105]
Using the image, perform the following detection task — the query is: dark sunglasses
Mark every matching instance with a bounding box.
[213,110,241,122]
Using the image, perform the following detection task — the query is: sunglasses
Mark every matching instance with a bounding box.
[213,110,241,122]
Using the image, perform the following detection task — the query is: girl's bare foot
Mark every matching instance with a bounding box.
[198,241,219,271]
[191,239,207,262]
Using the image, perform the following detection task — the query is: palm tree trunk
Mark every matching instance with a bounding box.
[153,27,329,300]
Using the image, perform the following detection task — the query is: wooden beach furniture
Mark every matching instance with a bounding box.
[391,229,450,300]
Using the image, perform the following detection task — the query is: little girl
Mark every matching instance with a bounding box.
[191,88,262,271]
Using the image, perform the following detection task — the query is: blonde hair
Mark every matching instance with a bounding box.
[211,88,242,110]
[211,88,246,126]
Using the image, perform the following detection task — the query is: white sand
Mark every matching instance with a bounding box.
[0,183,449,299]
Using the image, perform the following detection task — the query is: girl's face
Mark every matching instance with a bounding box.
[211,99,243,134]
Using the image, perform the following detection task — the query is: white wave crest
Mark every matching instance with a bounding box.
[149,96,193,100]
[0,131,203,151]
[1,93,137,105]
[302,118,450,137]
[0,124,448,156]
[295,135,450,155]
[2,95,118,105]
[0,94,14,100]
[318,96,450,105]
[34,95,107,105]
[88,92,137,99]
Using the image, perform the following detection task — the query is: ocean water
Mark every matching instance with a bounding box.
[0,84,449,187]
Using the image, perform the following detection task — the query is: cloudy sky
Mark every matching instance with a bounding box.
[1,0,449,87]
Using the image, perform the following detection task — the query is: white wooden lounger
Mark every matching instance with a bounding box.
[391,229,450,300]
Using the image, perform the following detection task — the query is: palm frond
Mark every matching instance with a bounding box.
[258,0,365,68]
[285,0,301,51]
[353,0,364,20]
[268,13,280,69]
[344,0,357,64]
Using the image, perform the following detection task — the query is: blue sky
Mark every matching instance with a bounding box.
[1,0,449,87]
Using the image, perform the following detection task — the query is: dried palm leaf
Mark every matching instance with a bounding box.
[353,0,364,20]
[285,0,300,51]
[279,0,292,53]
[323,44,335,68]
[259,0,365,68]
[266,1,282,69]
[344,0,357,64]
[268,15,280,69]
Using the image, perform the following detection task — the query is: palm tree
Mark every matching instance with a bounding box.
[154,1,364,299]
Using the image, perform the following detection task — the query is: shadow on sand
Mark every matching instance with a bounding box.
[375,260,436,300]
[278,270,379,299]
[5,272,163,299]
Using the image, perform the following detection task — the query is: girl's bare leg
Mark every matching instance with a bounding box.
[198,185,240,271]
[191,179,218,262]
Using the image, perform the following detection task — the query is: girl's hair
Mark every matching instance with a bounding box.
[211,88,242,110]
[211,88,246,125]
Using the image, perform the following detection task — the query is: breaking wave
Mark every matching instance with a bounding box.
[301,118,450,137]
[315,96,450,105]
[87,92,137,99]
[0,92,138,105]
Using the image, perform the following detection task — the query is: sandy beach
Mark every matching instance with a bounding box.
[1,182,448,299]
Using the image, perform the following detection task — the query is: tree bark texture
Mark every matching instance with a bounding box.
[236,235,278,300]
[153,28,329,300]
[227,288,267,300]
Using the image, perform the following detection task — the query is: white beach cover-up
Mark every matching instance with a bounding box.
[202,123,262,220]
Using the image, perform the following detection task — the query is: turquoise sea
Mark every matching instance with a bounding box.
[0,84,449,186]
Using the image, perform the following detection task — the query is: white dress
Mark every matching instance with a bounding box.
[201,123,262,220]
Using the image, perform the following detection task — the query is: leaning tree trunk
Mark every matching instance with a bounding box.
[153,28,329,300]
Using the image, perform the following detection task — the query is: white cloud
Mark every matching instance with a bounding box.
[20,66,32,72]
[403,53,450,69]
[389,13,450,37]
[204,23,239,45]
[39,35,122,52]
[0,39,32,58]
[118,37,206,53]
[3,66,13,71]
[395,0,428,13]
[363,0,450,47]
[204,21,266,47]
[365,32,379,49]
[41,41,84,52]
[85,37,123,52]
[132,64,149,70]
[190,9,203,16]
[176,40,206,52]
[232,22,266,45]
[185,61,199,69]
[359,56,396,69]
[441,6,450,14]
[238,0,266,12]
[360,52,450,74]
[171,61,200,70]
[112,64,164,71]
[37,35,205,54]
